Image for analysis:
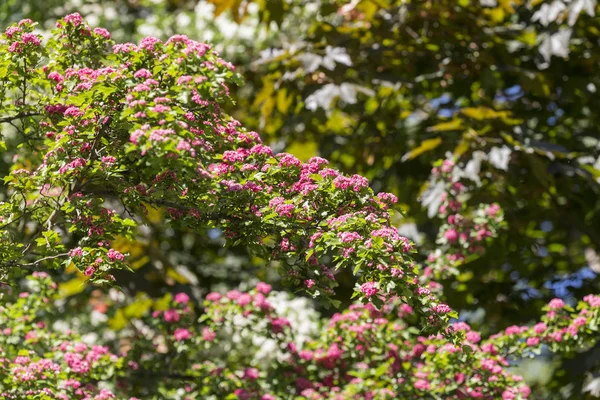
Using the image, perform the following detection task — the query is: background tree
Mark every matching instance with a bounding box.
[1,1,600,398]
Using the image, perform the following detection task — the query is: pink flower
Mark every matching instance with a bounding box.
[205,292,222,302]
[441,159,454,173]
[48,71,64,83]
[243,368,259,380]
[519,385,531,397]
[360,282,378,298]
[275,203,294,218]
[299,350,313,360]
[399,304,413,315]
[502,390,516,400]
[533,322,547,334]
[173,328,192,341]
[174,293,190,305]
[486,203,501,217]
[101,156,116,165]
[548,298,565,310]
[177,75,193,85]
[452,182,465,192]
[444,229,458,243]
[270,317,290,334]
[163,309,180,323]
[22,33,41,46]
[8,42,21,53]
[202,328,216,342]
[256,282,272,294]
[106,249,124,262]
[327,343,343,361]
[376,191,397,205]
[433,303,451,314]
[566,324,579,336]
[476,228,490,241]
[151,104,171,113]
[250,144,273,157]
[414,379,430,390]
[278,153,301,167]
[584,294,600,307]
[465,331,481,343]
[237,293,252,307]
[550,331,563,342]
[526,337,540,346]
[69,247,84,257]
[64,13,83,26]
[84,266,95,277]
[504,325,526,335]
[113,43,138,53]
[305,279,315,289]
[391,267,404,278]
[253,293,271,310]
[63,106,83,118]
[234,389,250,399]
[93,28,111,39]
[140,36,161,51]
[5,26,20,38]
[338,231,362,243]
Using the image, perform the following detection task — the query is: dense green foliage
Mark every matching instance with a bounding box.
[1,1,600,398]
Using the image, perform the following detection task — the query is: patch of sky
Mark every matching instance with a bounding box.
[495,85,524,102]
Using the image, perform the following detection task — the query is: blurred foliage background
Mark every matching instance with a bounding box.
[2,0,600,398]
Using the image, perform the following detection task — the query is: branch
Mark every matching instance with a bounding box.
[0,253,69,269]
[0,112,40,124]
[72,115,113,194]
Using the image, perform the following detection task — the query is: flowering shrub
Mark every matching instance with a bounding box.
[8,270,600,399]
[0,15,448,329]
[1,273,533,399]
[0,273,122,399]
[1,14,600,400]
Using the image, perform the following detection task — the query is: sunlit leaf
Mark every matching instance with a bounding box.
[402,138,442,161]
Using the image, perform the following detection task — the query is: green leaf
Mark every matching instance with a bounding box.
[402,138,443,161]
[428,119,463,132]
[461,106,510,120]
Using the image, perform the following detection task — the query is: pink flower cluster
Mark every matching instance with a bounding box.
[426,159,504,279]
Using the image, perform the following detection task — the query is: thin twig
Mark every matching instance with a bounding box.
[0,112,39,124]
[1,252,69,269]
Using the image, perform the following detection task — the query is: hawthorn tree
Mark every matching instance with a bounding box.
[11,0,596,344]
[1,13,600,400]
[0,14,453,319]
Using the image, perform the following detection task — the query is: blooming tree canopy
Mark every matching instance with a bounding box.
[0,15,449,326]
[1,14,600,400]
